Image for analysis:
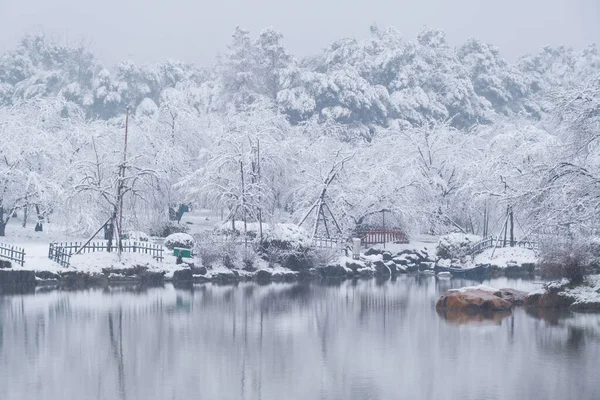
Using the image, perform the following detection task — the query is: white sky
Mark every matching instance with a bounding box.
[0,0,598,66]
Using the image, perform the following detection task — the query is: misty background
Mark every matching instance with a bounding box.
[1,0,598,66]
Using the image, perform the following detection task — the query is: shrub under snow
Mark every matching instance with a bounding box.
[123,230,150,242]
[436,233,481,259]
[164,233,195,250]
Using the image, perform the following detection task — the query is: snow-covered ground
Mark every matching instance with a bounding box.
[0,217,182,276]
[472,247,537,268]
[0,219,80,270]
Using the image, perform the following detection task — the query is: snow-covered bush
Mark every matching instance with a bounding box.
[436,233,481,259]
[539,236,600,284]
[164,233,195,250]
[123,230,150,242]
[150,222,189,237]
[258,224,315,270]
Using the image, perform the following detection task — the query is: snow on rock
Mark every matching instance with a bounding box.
[436,285,513,311]
[448,284,501,294]
[560,275,600,311]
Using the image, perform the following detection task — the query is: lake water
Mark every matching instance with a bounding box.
[1,276,600,400]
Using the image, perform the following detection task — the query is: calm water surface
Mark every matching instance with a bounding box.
[1,276,599,400]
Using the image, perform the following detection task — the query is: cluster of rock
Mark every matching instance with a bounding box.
[436,276,600,318]
[318,247,436,279]
[524,278,600,311]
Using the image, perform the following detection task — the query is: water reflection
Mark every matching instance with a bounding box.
[0,277,599,400]
[436,308,512,326]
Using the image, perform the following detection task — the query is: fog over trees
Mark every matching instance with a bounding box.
[0,26,598,238]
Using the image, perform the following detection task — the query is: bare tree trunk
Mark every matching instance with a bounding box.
[106,211,117,252]
[22,205,27,228]
[509,206,515,247]
[35,204,43,232]
[257,139,263,244]
[0,207,8,237]
[240,160,247,248]
[482,203,487,237]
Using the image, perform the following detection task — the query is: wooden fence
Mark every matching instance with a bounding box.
[353,227,409,246]
[49,240,164,268]
[312,236,347,251]
[467,236,539,256]
[0,243,26,266]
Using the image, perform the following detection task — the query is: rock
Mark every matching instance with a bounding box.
[382,252,393,261]
[173,269,193,282]
[139,271,165,286]
[419,262,434,271]
[319,264,348,278]
[384,260,397,275]
[193,275,211,283]
[60,271,106,289]
[392,257,409,266]
[437,271,452,278]
[357,267,375,278]
[405,263,419,273]
[35,271,61,280]
[498,288,529,305]
[570,301,600,312]
[373,260,391,276]
[525,288,574,308]
[298,268,321,281]
[436,287,514,312]
[191,266,207,275]
[255,269,273,282]
[364,248,382,256]
[213,271,239,283]
[0,270,36,286]
[345,261,363,272]
[0,260,12,269]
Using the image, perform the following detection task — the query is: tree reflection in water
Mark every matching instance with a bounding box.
[0,277,598,400]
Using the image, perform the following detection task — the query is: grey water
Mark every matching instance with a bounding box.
[1,277,599,400]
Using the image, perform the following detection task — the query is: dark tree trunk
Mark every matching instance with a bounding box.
[22,204,28,228]
[0,207,7,237]
[35,205,43,232]
[105,213,117,251]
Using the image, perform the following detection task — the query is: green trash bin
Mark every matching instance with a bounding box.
[173,247,192,258]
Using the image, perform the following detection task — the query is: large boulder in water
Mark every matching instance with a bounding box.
[436,285,514,312]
